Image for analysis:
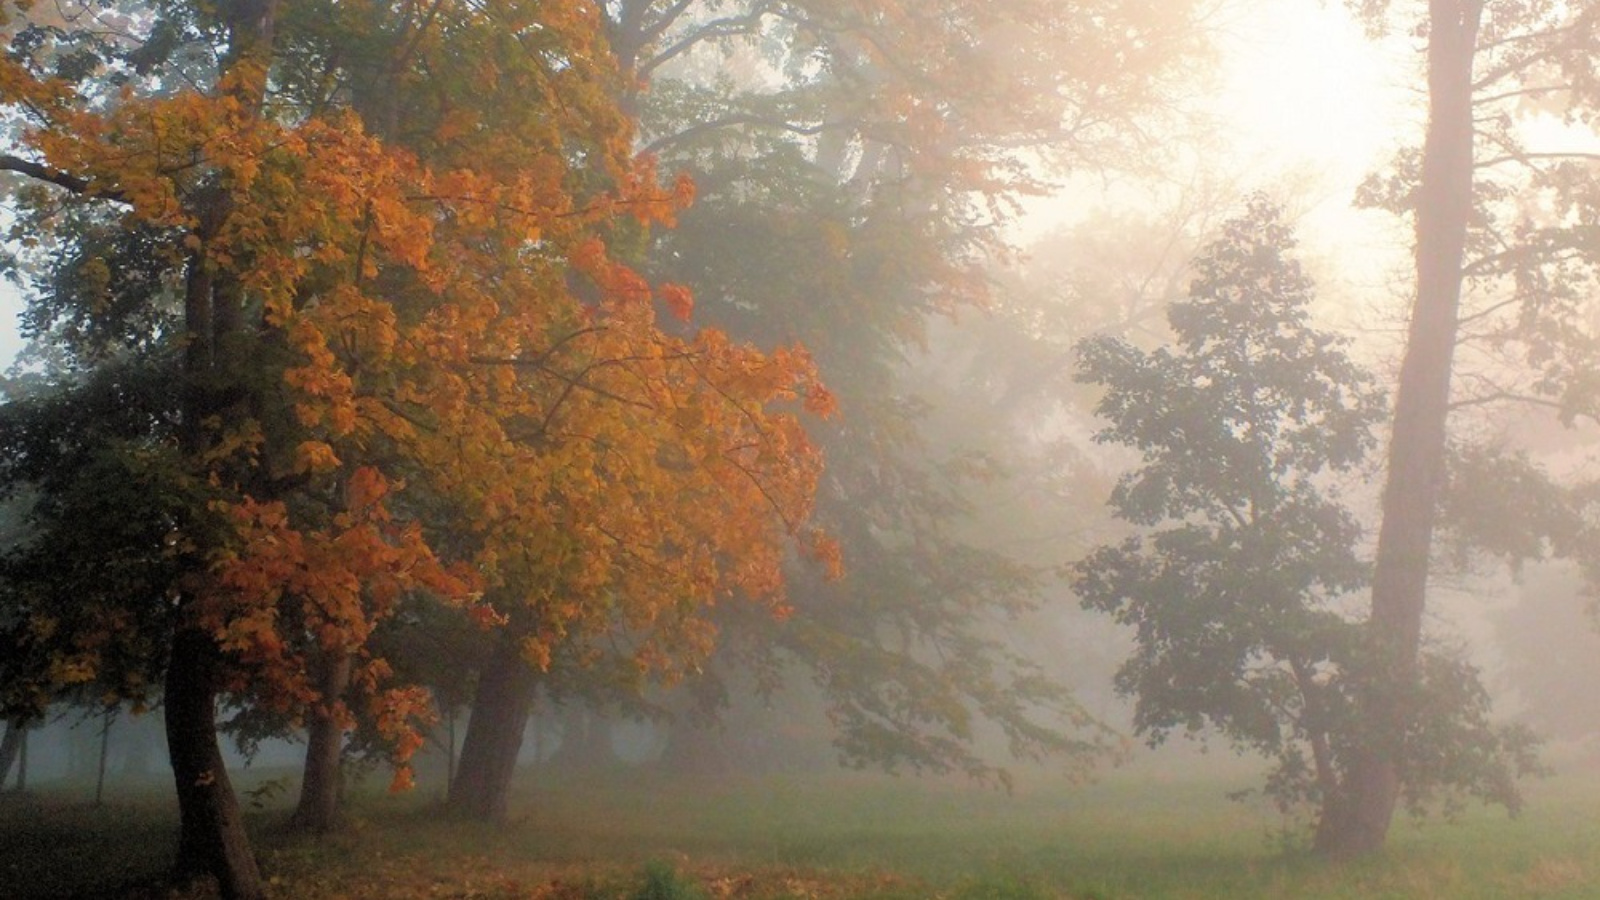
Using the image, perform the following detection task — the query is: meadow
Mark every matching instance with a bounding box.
[4,754,1600,899]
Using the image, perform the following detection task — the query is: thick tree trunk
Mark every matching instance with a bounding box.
[290,651,353,832]
[1324,0,1483,859]
[166,627,264,900]
[447,634,536,822]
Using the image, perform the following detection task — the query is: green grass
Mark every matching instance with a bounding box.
[4,759,1600,898]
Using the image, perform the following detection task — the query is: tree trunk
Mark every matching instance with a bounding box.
[1324,0,1483,859]
[444,705,458,792]
[166,627,264,900]
[447,634,536,822]
[96,706,116,807]
[0,716,22,789]
[161,3,280,892]
[290,651,353,833]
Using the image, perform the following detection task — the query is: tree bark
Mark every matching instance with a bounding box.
[166,627,264,900]
[289,651,353,832]
[446,633,537,822]
[1324,0,1483,859]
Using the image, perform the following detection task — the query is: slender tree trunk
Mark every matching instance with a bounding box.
[445,706,457,791]
[1325,0,1483,859]
[95,706,116,806]
[166,627,264,900]
[0,716,22,789]
[290,651,353,832]
[447,634,536,822]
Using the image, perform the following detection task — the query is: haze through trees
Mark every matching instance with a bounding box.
[1074,197,1539,850]
[576,0,1211,789]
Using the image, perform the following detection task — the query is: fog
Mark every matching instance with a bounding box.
[5,0,1600,897]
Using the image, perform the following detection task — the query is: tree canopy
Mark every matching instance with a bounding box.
[0,0,834,892]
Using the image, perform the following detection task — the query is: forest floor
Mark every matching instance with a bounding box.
[4,753,1600,899]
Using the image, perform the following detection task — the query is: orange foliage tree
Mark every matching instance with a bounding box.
[0,0,831,894]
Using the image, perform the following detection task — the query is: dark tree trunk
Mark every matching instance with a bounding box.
[165,627,264,900]
[447,634,536,822]
[161,3,279,894]
[0,716,22,789]
[290,651,353,833]
[1324,0,1483,859]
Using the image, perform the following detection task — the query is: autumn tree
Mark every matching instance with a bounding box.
[1075,197,1539,848]
[0,0,829,894]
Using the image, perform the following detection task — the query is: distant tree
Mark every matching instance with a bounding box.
[1492,565,1600,744]
[570,0,1212,790]
[1074,197,1539,849]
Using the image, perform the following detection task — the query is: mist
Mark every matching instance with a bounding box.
[4,0,1600,897]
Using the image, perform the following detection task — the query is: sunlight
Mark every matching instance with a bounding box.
[1219,0,1417,187]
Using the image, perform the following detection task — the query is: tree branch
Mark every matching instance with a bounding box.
[0,155,117,199]
[640,113,842,157]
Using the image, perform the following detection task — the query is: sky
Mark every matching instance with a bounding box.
[1220,0,1417,190]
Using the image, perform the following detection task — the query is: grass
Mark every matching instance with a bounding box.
[3,757,1600,898]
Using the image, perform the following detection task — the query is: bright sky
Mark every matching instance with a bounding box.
[0,274,18,370]
[1219,0,1417,191]
[1217,0,1421,330]
[1020,0,1420,296]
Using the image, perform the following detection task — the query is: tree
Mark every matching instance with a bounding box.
[557,0,1212,788]
[1074,197,1538,849]
[0,0,830,893]
[1336,0,1600,854]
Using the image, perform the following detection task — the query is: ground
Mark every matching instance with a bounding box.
[3,753,1600,899]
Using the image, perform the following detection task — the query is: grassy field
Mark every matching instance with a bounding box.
[3,756,1600,899]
